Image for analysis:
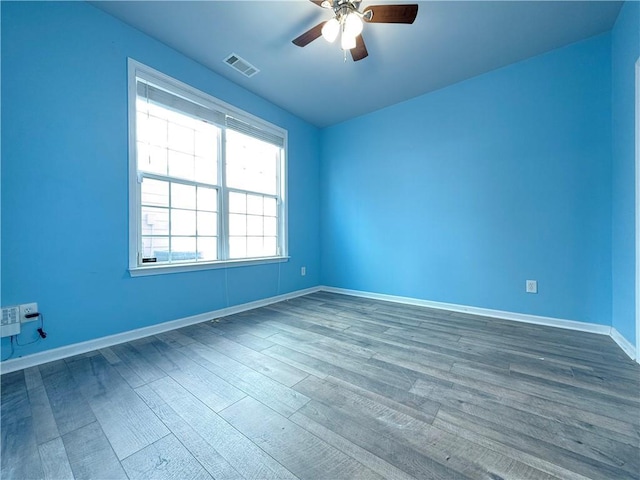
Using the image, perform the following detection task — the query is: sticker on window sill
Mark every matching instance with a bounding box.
[142,257,157,263]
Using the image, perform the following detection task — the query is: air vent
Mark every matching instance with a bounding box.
[223,53,260,78]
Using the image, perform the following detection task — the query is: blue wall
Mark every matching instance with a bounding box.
[612,1,640,345]
[1,2,320,358]
[2,1,636,361]
[321,33,613,326]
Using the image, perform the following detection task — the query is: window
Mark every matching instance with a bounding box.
[128,60,287,275]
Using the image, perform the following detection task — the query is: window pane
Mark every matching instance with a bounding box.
[168,122,194,154]
[264,216,277,236]
[171,237,197,262]
[226,130,278,195]
[264,237,277,256]
[264,197,277,217]
[171,183,196,210]
[247,215,263,236]
[195,123,219,185]
[141,206,169,236]
[197,237,218,261]
[149,145,169,175]
[229,213,246,236]
[229,236,246,258]
[195,156,216,185]
[247,194,263,215]
[141,179,169,207]
[195,129,216,159]
[197,212,217,236]
[147,116,168,147]
[197,187,217,212]
[142,236,169,261]
[168,150,195,181]
[138,143,169,175]
[136,141,149,166]
[136,111,149,144]
[229,192,246,214]
[171,209,196,236]
[247,237,263,258]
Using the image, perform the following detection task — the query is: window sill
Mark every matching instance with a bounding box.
[129,256,290,277]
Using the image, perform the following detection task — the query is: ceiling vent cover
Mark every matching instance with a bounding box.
[223,53,260,78]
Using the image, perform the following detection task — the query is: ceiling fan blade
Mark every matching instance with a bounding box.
[351,34,368,61]
[363,4,418,24]
[292,22,325,47]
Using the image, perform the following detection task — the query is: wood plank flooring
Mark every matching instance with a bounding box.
[1,292,639,479]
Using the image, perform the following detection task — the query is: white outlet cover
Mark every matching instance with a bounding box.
[20,302,39,323]
[526,280,538,294]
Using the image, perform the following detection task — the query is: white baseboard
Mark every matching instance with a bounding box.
[611,327,637,361]
[2,284,635,374]
[0,286,322,375]
[319,286,612,335]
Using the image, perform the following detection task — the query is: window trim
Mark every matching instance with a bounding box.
[127,58,288,276]
[129,256,290,277]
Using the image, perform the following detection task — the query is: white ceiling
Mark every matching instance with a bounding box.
[92,1,622,127]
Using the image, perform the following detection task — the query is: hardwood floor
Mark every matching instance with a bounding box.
[1,292,639,479]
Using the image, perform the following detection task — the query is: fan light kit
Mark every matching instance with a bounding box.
[321,6,363,50]
[293,0,419,62]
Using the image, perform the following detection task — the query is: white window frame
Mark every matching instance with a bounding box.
[127,59,288,277]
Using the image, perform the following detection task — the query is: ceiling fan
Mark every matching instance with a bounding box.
[292,0,419,62]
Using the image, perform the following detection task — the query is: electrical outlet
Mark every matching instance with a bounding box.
[301,266,306,276]
[526,280,538,294]
[19,303,39,323]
